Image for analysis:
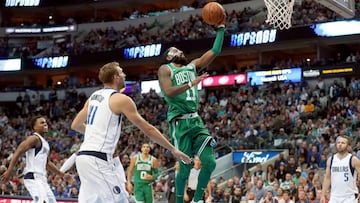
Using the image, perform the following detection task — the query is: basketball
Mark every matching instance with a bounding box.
[202,2,225,25]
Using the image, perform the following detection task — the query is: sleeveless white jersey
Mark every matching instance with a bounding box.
[330,153,358,197]
[24,132,50,176]
[80,88,122,155]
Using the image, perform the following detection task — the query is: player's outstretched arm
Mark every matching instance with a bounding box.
[0,136,39,181]
[110,93,191,164]
[71,99,89,134]
[321,156,332,203]
[158,65,208,98]
[60,152,77,173]
[191,18,226,69]
[46,160,65,177]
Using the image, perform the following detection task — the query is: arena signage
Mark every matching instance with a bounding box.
[303,69,320,78]
[123,43,162,59]
[6,25,76,34]
[5,0,40,7]
[230,29,277,47]
[141,80,161,94]
[42,25,76,33]
[233,151,282,163]
[5,28,41,34]
[322,67,353,74]
[33,56,69,69]
[121,81,140,95]
[0,58,21,71]
[201,73,246,87]
[247,68,302,86]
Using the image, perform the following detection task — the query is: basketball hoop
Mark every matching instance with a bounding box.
[264,0,295,30]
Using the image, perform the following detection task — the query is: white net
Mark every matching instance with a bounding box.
[264,0,295,30]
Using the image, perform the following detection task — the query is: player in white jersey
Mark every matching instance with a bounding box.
[60,144,130,199]
[0,116,65,203]
[71,61,191,203]
[321,135,360,203]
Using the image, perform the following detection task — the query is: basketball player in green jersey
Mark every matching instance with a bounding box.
[126,143,159,203]
[157,15,226,203]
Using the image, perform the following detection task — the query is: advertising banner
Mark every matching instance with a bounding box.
[233,151,282,163]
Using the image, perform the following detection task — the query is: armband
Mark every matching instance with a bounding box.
[152,168,160,180]
[211,26,225,55]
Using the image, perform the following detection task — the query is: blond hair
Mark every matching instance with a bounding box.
[98,62,119,84]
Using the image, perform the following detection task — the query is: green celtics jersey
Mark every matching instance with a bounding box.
[134,154,153,184]
[161,63,199,121]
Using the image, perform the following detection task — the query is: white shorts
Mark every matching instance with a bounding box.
[330,194,357,203]
[113,157,129,198]
[76,152,129,203]
[23,172,57,203]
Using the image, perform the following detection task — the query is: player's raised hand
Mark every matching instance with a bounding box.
[215,8,226,27]
[191,72,209,87]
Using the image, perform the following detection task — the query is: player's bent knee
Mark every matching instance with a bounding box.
[202,158,216,173]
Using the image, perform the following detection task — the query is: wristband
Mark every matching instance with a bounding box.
[187,81,192,88]
[217,24,225,29]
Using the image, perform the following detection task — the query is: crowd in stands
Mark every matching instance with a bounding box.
[42,0,356,57]
[0,59,360,202]
[1,0,360,202]
[2,0,360,58]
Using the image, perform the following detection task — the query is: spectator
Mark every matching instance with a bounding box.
[296,190,310,203]
[280,173,293,190]
[259,190,279,203]
[229,185,243,203]
[281,190,295,203]
[250,179,266,203]
[252,164,267,182]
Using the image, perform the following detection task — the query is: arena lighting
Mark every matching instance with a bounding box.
[230,29,277,47]
[5,0,40,7]
[124,44,162,59]
[0,58,21,71]
[311,20,360,37]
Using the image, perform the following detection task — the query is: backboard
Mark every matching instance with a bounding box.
[316,0,355,18]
